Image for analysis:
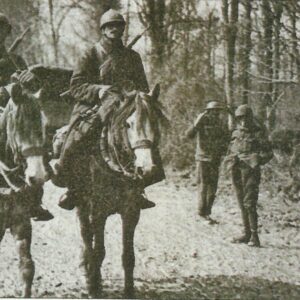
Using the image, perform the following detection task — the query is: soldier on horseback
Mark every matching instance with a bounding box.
[0,13,53,221]
[0,13,27,106]
[52,9,160,210]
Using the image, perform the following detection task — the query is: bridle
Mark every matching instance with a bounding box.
[131,139,153,150]
[21,146,46,158]
[99,117,155,181]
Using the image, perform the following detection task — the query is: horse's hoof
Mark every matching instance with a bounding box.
[124,288,136,299]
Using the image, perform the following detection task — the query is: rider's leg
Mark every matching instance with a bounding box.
[58,156,91,210]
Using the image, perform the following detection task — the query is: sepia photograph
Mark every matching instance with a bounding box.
[0,0,299,299]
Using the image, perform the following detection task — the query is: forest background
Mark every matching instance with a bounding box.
[1,0,300,169]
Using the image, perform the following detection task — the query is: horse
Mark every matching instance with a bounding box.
[73,84,167,298]
[0,83,50,298]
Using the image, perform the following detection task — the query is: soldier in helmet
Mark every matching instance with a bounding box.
[0,13,27,106]
[187,101,230,224]
[52,9,157,210]
[225,104,273,247]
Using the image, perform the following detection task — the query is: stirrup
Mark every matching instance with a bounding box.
[58,192,76,210]
[139,194,155,210]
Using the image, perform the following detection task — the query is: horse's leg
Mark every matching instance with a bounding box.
[90,214,107,298]
[10,220,34,298]
[77,205,98,298]
[121,208,140,298]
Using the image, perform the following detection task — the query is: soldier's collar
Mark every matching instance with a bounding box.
[99,36,124,54]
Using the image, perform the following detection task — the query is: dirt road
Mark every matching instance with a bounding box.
[0,169,299,299]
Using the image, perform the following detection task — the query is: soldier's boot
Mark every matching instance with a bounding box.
[25,186,54,221]
[203,215,219,225]
[32,205,54,221]
[139,193,155,210]
[248,231,260,247]
[232,209,251,244]
[247,208,260,247]
[51,132,80,189]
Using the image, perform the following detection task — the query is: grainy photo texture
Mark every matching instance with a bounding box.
[0,0,299,299]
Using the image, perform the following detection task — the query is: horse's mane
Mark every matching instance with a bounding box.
[5,97,46,155]
[110,92,168,142]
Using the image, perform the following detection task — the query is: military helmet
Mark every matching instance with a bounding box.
[0,13,11,31]
[100,9,126,29]
[205,101,224,110]
[235,104,253,118]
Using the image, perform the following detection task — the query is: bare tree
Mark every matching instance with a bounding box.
[136,0,168,70]
[267,0,283,130]
[284,0,300,81]
[259,0,273,126]
[238,0,252,104]
[222,0,239,128]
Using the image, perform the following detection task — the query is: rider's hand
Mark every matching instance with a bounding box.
[19,70,41,93]
[98,85,112,100]
[10,83,24,104]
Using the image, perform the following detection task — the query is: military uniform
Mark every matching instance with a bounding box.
[0,46,27,108]
[187,102,229,220]
[225,105,273,247]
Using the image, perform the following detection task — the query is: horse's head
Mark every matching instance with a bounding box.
[5,83,49,186]
[120,84,168,180]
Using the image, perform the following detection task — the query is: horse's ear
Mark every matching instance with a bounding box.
[149,83,160,101]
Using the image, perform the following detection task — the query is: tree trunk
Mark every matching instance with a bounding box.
[258,0,273,126]
[48,0,59,65]
[138,0,168,71]
[285,0,300,81]
[222,0,239,129]
[240,0,252,104]
[267,0,283,131]
[124,0,131,46]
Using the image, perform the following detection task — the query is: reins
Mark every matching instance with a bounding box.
[100,125,137,179]
[0,160,23,192]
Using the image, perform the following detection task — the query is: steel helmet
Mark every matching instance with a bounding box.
[205,101,225,110]
[235,104,253,118]
[0,13,11,32]
[99,9,125,29]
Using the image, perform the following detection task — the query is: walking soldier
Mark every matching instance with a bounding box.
[187,101,230,223]
[225,104,273,247]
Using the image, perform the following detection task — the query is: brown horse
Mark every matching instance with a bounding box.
[0,84,50,298]
[74,84,167,298]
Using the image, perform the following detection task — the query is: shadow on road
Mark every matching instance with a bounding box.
[32,275,300,299]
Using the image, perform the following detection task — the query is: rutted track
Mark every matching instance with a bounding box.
[0,170,299,299]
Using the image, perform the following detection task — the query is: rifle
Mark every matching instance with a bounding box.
[7,27,30,70]
[8,27,30,54]
[127,25,151,49]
